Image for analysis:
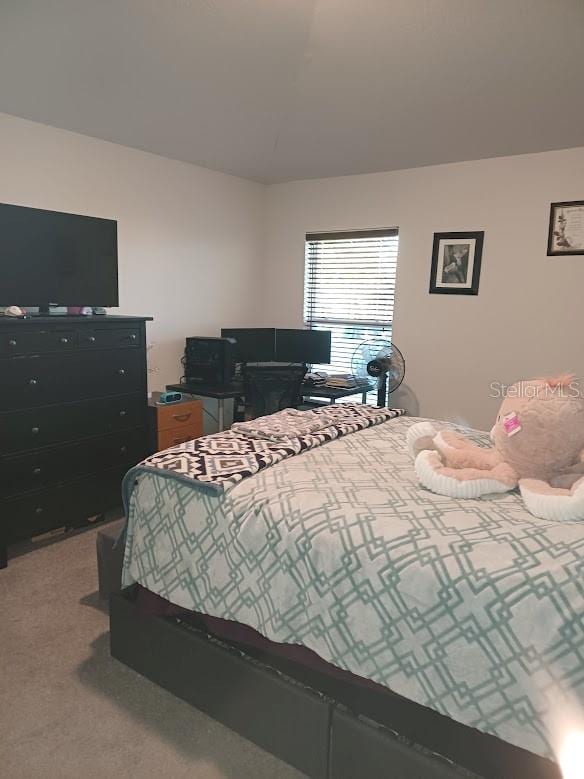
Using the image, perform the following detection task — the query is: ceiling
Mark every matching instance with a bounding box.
[1,0,583,184]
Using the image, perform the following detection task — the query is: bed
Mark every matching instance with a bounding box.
[111,407,582,778]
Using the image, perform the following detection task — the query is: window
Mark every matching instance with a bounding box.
[304,228,399,403]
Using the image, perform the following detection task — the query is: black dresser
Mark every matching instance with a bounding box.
[0,315,152,568]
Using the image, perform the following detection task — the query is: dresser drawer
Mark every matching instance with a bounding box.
[1,428,146,497]
[157,423,201,452]
[0,328,77,356]
[0,394,146,455]
[0,324,142,356]
[78,327,142,350]
[1,349,144,410]
[155,399,203,432]
[3,465,129,544]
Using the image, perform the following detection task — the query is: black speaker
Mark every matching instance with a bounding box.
[184,337,235,386]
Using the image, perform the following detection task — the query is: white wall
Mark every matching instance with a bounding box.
[0,112,264,396]
[3,111,583,431]
[262,148,584,429]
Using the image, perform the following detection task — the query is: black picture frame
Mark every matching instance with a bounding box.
[547,201,584,256]
[429,231,484,295]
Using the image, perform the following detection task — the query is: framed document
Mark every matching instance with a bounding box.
[547,201,584,256]
[429,231,484,295]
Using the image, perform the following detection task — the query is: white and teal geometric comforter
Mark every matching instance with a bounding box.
[122,416,583,761]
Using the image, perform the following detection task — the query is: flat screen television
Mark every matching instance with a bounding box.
[0,202,119,311]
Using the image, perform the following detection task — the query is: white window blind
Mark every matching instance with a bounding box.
[304,228,399,402]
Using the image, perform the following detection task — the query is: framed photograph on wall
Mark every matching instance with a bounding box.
[429,231,484,295]
[547,201,584,255]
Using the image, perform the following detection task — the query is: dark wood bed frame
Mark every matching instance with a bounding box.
[110,586,562,779]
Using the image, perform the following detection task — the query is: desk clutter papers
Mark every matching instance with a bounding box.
[304,372,371,390]
[304,371,328,386]
[325,374,371,389]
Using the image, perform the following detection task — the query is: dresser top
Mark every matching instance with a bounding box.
[0,314,153,326]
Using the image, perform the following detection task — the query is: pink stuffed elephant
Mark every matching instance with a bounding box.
[408,375,584,521]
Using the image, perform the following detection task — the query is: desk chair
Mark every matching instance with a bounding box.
[243,364,307,420]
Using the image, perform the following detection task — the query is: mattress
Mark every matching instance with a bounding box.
[122,415,583,761]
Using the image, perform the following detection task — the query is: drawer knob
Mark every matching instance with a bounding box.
[29,378,38,386]
[31,427,40,435]
[33,467,42,476]
[88,336,96,343]
[119,410,127,417]
[35,507,43,515]
[130,334,137,341]
[8,339,17,347]
[120,445,128,454]
[118,368,126,376]
[60,337,69,344]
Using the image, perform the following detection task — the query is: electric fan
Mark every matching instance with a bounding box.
[350,339,405,406]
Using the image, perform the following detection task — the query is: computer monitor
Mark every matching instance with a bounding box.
[221,328,276,362]
[274,329,331,364]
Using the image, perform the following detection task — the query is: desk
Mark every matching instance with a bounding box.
[167,381,374,431]
[302,384,372,405]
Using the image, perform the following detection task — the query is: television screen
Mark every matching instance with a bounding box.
[275,329,332,364]
[0,203,119,307]
[221,328,276,362]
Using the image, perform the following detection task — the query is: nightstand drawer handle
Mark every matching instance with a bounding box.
[88,336,96,343]
[32,467,42,476]
[29,378,38,386]
[60,337,69,344]
[129,334,137,341]
[35,507,43,515]
[31,426,40,435]
[173,412,192,423]
[8,339,16,347]
[119,410,127,417]
[118,368,126,376]
[120,445,128,454]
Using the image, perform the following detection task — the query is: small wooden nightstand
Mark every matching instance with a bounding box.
[148,393,203,453]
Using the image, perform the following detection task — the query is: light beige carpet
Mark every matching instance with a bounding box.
[0,525,304,779]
